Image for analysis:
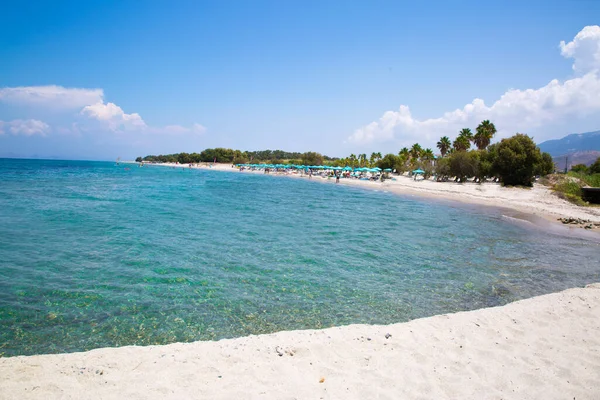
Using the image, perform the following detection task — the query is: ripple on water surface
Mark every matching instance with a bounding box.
[0,158,599,356]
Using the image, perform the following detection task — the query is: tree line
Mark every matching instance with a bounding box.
[333,120,553,186]
[136,148,337,165]
[136,120,556,186]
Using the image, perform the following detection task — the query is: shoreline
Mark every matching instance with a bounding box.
[2,284,599,399]
[140,161,600,236]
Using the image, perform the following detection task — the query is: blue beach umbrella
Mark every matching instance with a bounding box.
[412,169,425,174]
[383,168,392,172]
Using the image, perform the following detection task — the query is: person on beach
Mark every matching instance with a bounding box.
[336,173,340,184]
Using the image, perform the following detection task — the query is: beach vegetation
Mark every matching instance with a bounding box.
[552,175,586,205]
[420,160,435,179]
[473,120,497,150]
[448,150,478,182]
[136,120,563,188]
[138,148,338,165]
[410,143,422,161]
[421,148,435,162]
[453,134,471,152]
[301,152,324,166]
[434,157,451,181]
[370,152,382,166]
[436,136,451,157]
[571,164,588,174]
[358,153,369,167]
[535,152,555,176]
[590,157,600,174]
[493,134,544,187]
[376,154,398,170]
[458,128,473,143]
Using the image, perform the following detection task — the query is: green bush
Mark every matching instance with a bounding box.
[552,172,600,205]
[571,164,588,174]
[493,134,542,186]
[536,152,555,176]
[377,154,398,171]
[554,180,584,205]
[579,173,600,187]
[434,157,451,181]
[449,151,479,182]
[589,157,600,174]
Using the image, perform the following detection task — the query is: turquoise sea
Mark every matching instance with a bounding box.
[1,158,599,357]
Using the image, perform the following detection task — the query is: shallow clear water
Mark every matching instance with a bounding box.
[0,158,598,356]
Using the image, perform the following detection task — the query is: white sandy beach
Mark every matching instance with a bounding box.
[2,284,599,399]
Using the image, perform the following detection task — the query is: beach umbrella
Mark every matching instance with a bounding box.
[373,167,382,171]
[383,168,392,172]
[332,166,342,170]
[412,169,425,174]
[343,166,352,171]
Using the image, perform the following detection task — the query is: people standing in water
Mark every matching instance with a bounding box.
[335,172,340,184]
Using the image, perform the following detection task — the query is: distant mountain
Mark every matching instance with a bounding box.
[552,151,600,170]
[538,130,600,157]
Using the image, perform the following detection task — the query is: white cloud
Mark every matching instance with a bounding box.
[0,119,50,136]
[0,85,103,109]
[0,85,206,137]
[560,25,600,74]
[349,25,600,149]
[81,102,147,131]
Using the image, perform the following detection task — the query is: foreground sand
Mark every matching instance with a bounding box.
[2,284,600,399]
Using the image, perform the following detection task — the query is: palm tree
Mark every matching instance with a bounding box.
[458,128,473,142]
[358,153,367,167]
[370,152,382,167]
[421,148,435,161]
[348,154,358,168]
[453,135,470,152]
[410,143,422,161]
[397,148,410,172]
[437,136,451,157]
[474,120,497,150]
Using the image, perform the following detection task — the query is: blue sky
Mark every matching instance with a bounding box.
[1,0,600,160]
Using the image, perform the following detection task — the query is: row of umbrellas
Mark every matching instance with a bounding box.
[236,163,394,173]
